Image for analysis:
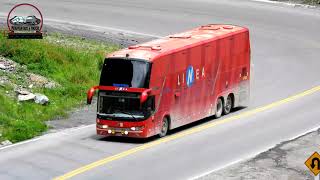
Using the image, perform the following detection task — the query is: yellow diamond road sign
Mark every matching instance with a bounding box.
[305,152,320,176]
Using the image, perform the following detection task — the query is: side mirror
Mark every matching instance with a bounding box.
[87,86,98,105]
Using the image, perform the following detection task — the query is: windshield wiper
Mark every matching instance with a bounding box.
[114,110,137,121]
[97,113,117,118]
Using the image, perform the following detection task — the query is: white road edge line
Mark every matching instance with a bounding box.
[0,124,95,151]
[190,125,320,180]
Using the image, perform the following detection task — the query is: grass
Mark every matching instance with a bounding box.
[0,32,119,143]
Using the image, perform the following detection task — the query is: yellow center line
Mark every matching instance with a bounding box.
[54,85,320,180]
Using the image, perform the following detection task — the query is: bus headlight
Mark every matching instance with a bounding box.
[102,125,108,129]
[130,126,144,131]
[97,124,108,129]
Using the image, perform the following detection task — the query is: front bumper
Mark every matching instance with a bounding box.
[96,118,152,138]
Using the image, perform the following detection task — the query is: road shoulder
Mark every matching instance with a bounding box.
[198,129,320,180]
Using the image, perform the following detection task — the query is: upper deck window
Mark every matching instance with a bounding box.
[100,58,151,88]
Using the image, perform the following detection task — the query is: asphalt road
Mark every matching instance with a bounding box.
[1,0,320,179]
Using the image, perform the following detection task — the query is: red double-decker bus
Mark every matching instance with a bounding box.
[87,24,251,138]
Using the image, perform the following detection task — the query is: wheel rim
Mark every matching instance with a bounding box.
[225,96,232,113]
[216,99,222,116]
[161,119,168,135]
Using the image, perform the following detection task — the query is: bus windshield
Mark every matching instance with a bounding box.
[99,58,152,88]
[97,91,155,121]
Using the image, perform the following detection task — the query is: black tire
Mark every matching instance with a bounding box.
[215,98,223,118]
[223,95,233,115]
[159,117,169,138]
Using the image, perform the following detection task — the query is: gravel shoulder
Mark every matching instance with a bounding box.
[198,129,320,180]
[273,0,320,6]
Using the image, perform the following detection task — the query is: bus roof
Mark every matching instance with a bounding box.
[107,24,248,61]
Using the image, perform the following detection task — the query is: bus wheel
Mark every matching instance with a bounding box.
[223,95,233,115]
[159,117,169,138]
[215,98,223,118]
